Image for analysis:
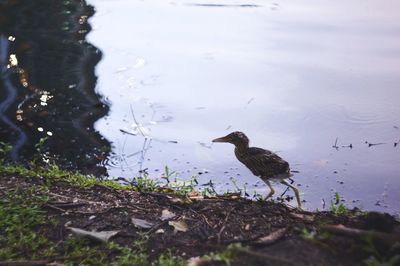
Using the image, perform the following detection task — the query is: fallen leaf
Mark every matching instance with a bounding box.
[160,209,176,221]
[68,227,119,243]
[155,229,165,234]
[169,197,186,204]
[168,220,188,232]
[64,221,72,227]
[131,217,154,229]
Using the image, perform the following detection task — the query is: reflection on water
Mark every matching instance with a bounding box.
[0,0,110,174]
[89,0,400,215]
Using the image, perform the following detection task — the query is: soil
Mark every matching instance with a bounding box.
[1,173,399,266]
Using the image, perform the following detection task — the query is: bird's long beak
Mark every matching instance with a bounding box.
[212,136,229,143]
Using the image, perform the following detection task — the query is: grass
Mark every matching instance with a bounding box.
[0,183,188,265]
[0,163,132,189]
[361,235,400,266]
[196,243,242,265]
[0,187,50,260]
[330,192,349,216]
[0,158,192,264]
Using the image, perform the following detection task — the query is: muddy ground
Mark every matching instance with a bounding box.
[0,173,399,266]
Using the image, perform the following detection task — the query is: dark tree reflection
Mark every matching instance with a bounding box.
[0,0,110,176]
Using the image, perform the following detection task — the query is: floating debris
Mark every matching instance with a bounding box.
[394,140,399,147]
[332,137,339,150]
[365,141,386,147]
[119,129,137,136]
[198,142,212,149]
[341,144,353,148]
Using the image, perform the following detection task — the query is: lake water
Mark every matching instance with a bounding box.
[1,0,399,214]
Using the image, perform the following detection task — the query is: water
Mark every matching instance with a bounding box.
[1,0,399,214]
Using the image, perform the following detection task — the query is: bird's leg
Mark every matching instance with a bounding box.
[280,180,301,209]
[264,180,275,200]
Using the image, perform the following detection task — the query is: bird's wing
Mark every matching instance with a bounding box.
[240,147,289,177]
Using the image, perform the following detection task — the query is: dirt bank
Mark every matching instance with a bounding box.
[0,170,399,266]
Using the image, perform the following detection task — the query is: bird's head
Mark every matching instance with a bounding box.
[212,131,249,148]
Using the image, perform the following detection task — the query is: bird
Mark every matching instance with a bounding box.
[212,131,301,208]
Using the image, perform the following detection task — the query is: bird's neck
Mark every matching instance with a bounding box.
[234,142,249,152]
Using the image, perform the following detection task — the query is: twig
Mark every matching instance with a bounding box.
[365,141,386,147]
[222,232,274,245]
[93,184,126,200]
[321,224,400,244]
[332,137,339,150]
[44,203,67,213]
[145,217,177,235]
[48,202,87,209]
[217,207,235,244]
[187,207,213,227]
[237,248,296,265]
[48,192,105,205]
[129,104,145,137]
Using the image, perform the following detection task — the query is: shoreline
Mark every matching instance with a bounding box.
[0,164,399,265]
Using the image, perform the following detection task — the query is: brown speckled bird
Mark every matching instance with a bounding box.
[213,131,301,207]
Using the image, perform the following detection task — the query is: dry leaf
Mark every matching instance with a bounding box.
[188,191,204,200]
[131,217,154,229]
[169,197,185,204]
[68,227,119,243]
[160,209,176,221]
[155,229,165,234]
[168,220,188,232]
